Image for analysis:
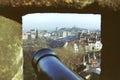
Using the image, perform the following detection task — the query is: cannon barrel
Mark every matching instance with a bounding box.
[32,48,83,80]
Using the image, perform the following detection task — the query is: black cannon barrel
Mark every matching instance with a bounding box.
[32,48,83,80]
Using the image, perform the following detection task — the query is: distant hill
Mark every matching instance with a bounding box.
[59,27,88,32]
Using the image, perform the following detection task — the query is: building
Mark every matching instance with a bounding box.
[43,32,51,37]
[23,33,28,40]
[59,31,72,38]
[85,41,102,52]
[22,28,39,40]
[22,31,31,40]
[31,33,36,39]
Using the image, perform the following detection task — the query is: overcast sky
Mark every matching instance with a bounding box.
[22,13,101,31]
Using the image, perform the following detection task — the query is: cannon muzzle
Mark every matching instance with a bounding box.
[32,48,83,80]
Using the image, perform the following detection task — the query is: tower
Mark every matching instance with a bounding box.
[35,28,39,40]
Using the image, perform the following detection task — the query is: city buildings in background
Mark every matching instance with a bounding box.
[23,26,102,52]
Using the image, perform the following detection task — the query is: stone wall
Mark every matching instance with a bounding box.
[0,16,23,80]
[0,0,120,11]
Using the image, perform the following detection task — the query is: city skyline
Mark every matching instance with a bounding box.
[22,13,101,31]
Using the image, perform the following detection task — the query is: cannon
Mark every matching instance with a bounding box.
[32,48,84,80]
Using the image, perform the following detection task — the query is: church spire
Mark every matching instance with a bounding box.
[35,27,38,40]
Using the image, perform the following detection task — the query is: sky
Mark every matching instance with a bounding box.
[22,13,101,31]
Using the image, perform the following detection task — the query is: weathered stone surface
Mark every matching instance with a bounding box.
[0,16,23,80]
[0,0,120,11]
